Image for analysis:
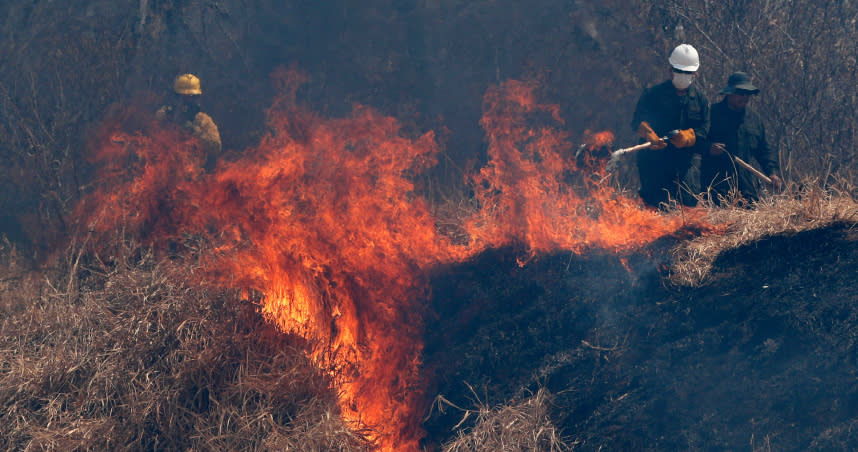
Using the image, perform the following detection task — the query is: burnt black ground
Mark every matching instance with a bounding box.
[421,222,858,451]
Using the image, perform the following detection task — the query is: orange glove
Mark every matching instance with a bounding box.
[670,128,696,148]
[636,121,667,150]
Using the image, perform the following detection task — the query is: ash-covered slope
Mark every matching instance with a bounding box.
[422,223,858,451]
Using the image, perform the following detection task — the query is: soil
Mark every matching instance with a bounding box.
[422,222,858,451]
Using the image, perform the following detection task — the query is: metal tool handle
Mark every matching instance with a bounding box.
[610,130,679,158]
[733,156,773,184]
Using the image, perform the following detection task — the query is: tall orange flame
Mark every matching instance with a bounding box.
[78,70,709,451]
[465,79,701,255]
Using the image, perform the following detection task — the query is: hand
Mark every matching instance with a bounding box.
[637,121,666,150]
[709,142,726,155]
[670,129,696,148]
[768,174,783,190]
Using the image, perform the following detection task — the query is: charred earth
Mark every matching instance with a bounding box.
[422,222,858,451]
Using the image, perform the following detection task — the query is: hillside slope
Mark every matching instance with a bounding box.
[423,222,858,451]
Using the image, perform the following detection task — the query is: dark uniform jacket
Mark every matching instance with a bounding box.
[699,98,777,202]
[631,80,710,207]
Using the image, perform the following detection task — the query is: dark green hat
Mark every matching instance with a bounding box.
[719,71,759,95]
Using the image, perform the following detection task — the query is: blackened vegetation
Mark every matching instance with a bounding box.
[422,223,858,451]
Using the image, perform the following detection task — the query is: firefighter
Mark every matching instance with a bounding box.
[156,73,222,169]
[631,44,710,208]
[700,72,782,205]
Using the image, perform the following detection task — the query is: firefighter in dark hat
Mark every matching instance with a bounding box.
[156,73,222,169]
[700,71,782,205]
[631,44,710,209]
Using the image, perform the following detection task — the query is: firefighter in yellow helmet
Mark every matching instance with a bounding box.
[156,73,222,168]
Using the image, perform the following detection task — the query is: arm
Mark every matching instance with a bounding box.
[631,86,656,134]
[754,124,778,175]
[668,88,708,150]
[692,97,710,154]
[753,121,782,188]
[155,105,171,121]
[630,87,668,150]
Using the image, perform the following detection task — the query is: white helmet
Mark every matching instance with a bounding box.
[669,44,699,72]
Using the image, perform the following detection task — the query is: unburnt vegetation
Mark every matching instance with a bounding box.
[671,181,858,286]
[433,387,568,452]
[0,237,369,451]
[2,0,858,450]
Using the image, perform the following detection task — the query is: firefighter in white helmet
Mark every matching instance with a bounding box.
[156,73,222,170]
[630,44,710,208]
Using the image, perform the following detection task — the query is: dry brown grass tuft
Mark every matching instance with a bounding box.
[431,195,483,246]
[670,181,858,286]
[437,387,573,452]
[0,235,370,451]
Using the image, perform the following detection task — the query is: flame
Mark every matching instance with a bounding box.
[463,79,704,255]
[77,70,711,451]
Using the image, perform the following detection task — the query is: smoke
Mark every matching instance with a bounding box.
[77,68,710,450]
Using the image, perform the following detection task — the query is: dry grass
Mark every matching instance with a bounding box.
[0,235,370,451]
[436,387,573,452]
[670,181,858,286]
[8,181,855,450]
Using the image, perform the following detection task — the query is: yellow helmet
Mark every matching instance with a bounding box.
[173,73,202,95]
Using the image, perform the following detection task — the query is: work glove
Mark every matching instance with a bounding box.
[670,128,696,148]
[636,121,667,150]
